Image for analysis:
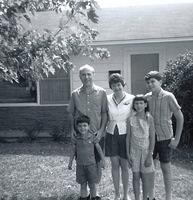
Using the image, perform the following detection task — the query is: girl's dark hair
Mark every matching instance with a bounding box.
[109,73,125,89]
[76,115,90,126]
[132,94,149,112]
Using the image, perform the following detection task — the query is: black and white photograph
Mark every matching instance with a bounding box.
[0,0,192,199]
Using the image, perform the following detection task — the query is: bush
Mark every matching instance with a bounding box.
[25,120,43,142]
[163,51,193,147]
[49,124,67,142]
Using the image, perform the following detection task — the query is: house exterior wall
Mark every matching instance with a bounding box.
[0,68,70,138]
[71,40,193,95]
[0,105,70,137]
[71,45,125,95]
[0,40,193,137]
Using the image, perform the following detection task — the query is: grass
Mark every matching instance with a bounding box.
[0,141,193,200]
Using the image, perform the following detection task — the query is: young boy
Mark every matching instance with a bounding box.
[144,71,184,200]
[68,115,105,200]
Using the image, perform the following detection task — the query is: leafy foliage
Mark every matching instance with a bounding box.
[163,51,193,147]
[24,120,43,141]
[0,0,110,83]
[49,124,67,141]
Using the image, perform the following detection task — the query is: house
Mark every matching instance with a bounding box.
[1,3,193,137]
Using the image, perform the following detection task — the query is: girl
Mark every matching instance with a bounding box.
[126,95,155,200]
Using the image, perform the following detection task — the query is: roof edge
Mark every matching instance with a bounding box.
[92,36,193,45]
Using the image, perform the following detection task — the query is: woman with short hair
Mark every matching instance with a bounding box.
[105,73,134,200]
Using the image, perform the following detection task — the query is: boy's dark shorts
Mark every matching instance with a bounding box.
[76,163,101,184]
[153,139,172,163]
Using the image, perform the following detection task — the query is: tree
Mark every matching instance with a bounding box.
[163,51,193,147]
[0,0,110,83]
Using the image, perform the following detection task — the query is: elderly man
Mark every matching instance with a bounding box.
[68,64,108,143]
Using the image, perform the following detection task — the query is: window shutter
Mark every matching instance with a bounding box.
[39,78,70,104]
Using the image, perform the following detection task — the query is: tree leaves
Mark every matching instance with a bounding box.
[87,8,98,23]
[23,14,31,23]
[0,0,109,83]
[163,51,193,147]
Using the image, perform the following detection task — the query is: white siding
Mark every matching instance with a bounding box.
[71,40,193,95]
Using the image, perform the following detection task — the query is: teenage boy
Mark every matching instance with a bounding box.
[68,115,105,200]
[144,71,184,200]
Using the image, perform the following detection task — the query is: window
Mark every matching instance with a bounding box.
[0,68,70,104]
[108,70,121,77]
[39,68,70,104]
[0,78,37,103]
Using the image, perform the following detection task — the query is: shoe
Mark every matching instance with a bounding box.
[91,196,101,200]
[78,196,91,200]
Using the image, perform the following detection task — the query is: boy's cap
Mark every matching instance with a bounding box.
[144,71,162,81]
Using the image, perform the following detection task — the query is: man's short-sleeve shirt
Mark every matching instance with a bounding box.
[146,89,181,141]
[68,84,108,134]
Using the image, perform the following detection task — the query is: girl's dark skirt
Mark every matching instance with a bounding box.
[105,125,127,159]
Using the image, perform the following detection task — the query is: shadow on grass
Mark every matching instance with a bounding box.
[172,148,193,171]
[0,193,80,200]
[38,193,79,200]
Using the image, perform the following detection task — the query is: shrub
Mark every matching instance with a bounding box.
[25,120,43,142]
[163,51,193,147]
[49,124,67,142]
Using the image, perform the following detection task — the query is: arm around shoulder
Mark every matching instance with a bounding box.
[126,118,132,167]
[95,91,108,141]
[148,114,155,155]
[95,143,106,169]
[144,114,155,167]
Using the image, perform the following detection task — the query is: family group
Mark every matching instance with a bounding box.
[67,64,184,200]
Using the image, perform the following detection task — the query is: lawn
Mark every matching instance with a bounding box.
[0,141,193,200]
